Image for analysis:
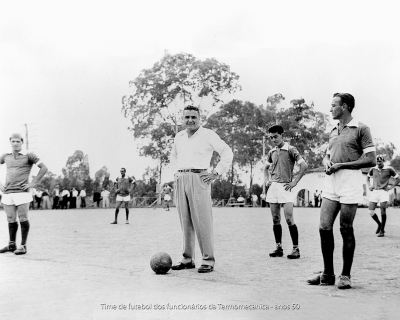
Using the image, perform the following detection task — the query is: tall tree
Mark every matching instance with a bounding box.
[121,52,241,179]
[61,150,90,188]
[206,100,275,187]
[374,138,396,161]
[272,98,329,169]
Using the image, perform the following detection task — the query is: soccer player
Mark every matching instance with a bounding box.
[110,168,136,224]
[264,125,308,259]
[0,133,48,255]
[307,93,376,289]
[170,105,233,273]
[367,155,400,237]
[162,184,173,211]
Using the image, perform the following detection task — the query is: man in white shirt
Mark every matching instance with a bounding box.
[170,105,233,273]
[79,188,87,208]
[52,185,60,209]
[101,188,110,208]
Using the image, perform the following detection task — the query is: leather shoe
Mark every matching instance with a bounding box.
[307,273,335,285]
[198,265,213,273]
[171,261,195,270]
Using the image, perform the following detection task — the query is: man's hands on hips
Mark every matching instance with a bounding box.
[200,172,218,184]
[21,182,36,191]
[284,181,297,191]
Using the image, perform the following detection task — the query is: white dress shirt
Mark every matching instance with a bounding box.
[170,126,233,175]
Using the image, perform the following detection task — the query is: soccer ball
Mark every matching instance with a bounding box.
[150,252,172,274]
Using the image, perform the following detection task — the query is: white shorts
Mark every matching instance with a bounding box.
[164,194,171,201]
[1,192,33,206]
[323,169,363,204]
[266,182,294,204]
[369,189,389,203]
[116,195,130,202]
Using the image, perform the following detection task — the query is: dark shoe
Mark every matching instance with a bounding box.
[0,242,17,253]
[269,246,283,257]
[198,265,214,273]
[377,230,385,237]
[171,261,195,270]
[287,247,300,259]
[307,273,335,285]
[337,275,352,289]
[14,245,27,255]
[110,221,117,224]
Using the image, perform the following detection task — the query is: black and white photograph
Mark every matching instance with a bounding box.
[1,1,399,319]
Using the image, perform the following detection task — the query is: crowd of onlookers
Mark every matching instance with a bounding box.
[28,186,114,210]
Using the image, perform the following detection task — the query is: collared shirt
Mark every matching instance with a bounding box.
[71,190,78,197]
[62,190,70,197]
[368,165,399,189]
[266,142,305,183]
[170,126,233,175]
[80,190,86,197]
[327,118,375,163]
[53,188,60,197]
[0,151,42,194]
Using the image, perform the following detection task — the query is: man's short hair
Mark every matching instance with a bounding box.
[183,105,200,114]
[268,125,284,134]
[9,133,24,142]
[120,168,126,171]
[377,155,385,162]
[333,93,355,113]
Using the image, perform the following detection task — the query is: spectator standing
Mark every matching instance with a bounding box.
[41,189,50,209]
[101,188,110,208]
[80,188,86,208]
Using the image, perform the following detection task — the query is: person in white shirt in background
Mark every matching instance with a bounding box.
[101,188,110,208]
[169,105,233,274]
[80,188,87,208]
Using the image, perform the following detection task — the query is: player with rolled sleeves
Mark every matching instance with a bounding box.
[307,93,376,289]
[110,168,136,224]
[264,125,308,259]
[170,105,233,273]
[367,155,400,237]
[0,133,48,255]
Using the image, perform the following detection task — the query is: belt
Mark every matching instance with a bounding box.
[178,169,207,173]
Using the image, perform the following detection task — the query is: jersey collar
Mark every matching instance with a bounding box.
[271,142,289,151]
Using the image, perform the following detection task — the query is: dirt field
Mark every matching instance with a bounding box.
[0,206,399,320]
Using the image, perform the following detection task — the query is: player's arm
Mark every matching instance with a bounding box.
[0,155,5,192]
[22,162,48,191]
[328,151,376,174]
[366,169,374,191]
[283,148,308,191]
[130,176,137,191]
[263,160,272,187]
[387,168,400,191]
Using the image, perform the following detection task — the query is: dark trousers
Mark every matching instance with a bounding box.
[52,196,59,209]
[70,197,76,209]
[35,196,42,209]
[81,197,86,208]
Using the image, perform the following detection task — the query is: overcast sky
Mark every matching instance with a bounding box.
[1,0,400,185]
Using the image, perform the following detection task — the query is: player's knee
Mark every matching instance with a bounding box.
[7,217,17,223]
[19,215,28,222]
[369,210,375,216]
[286,218,294,226]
